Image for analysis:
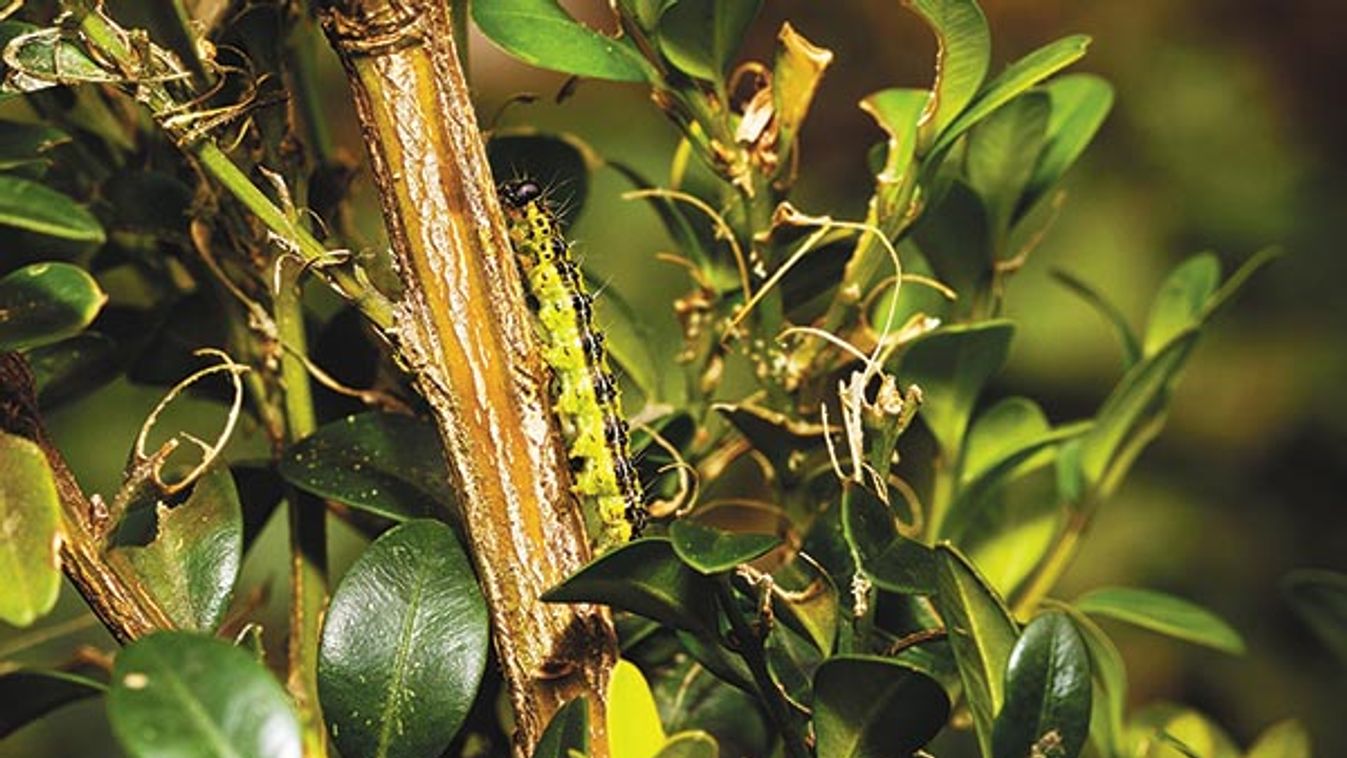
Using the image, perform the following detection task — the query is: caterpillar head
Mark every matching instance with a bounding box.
[499,179,543,209]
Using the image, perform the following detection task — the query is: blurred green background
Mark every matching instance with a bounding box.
[3,1,1344,755]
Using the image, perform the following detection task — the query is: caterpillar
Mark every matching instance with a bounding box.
[498,179,647,551]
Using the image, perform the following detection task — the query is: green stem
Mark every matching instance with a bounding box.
[715,576,811,758]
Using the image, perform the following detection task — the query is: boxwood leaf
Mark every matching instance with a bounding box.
[900,319,1015,462]
[112,465,243,632]
[533,697,589,758]
[473,0,653,83]
[1050,602,1128,758]
[278,412,452,521]
[843,484,935,595]
[965,91,1050,237]
[0,262,106,352]
[1075,586,1245,655]
[543,538,718,635]
[0,667,105,738]
[0,120,69,171]
[1245,719,1311,758]
[670,519,780,575]
[319,519,489,758]
[1051,269,1142,370]
[1144,253,1220,356]
[1021,74,1114,212]
[26,332,120,407]
[656,0,761,83]
[991,611,1092,758]
[933,543,1018,757]
[1281,569,1347,665]
[107,631,301,758]
[608,659,666,758]
[0,431,62,628]
[655,730,719,758]
[813,655,950,757]
[903,0,990,149]
[1126,704,1240,758]
[0,175,104,243]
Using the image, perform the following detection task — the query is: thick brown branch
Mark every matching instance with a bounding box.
[315,2,617,754]
[0,353,174,644]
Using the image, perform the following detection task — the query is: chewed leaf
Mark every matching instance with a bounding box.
[903,0,991,150]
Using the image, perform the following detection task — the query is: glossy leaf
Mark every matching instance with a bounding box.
[1047,602,1128,758]
[278,412,452,521]
[900,320,1015,459]
[669,519,780,575]
[609,659,666,758]
[1245,719,1311,758]
[1144,253,1220,356]
[1051,269,1142,370]
[0,431,62,628]
[1076,586,1244,655]
[544,537,718,635]
[655,730,719,758]
[933,543,1019,757]
[319,519,489,758]
[933,34,1092,157]
[1281,569,1347,664]
[473,0,653,83]
[0,175,104,243]
[657,0,761,82]
[0,667,105,738]
[903,0,990,148]
[813,656,950,757]
[962,493,1062,599]
[108,631,301,758]
[0,262,106,352]
[843,484,936,595]
[991,611,1092,758]
[966,91,1050,236]
[113,465,243,631]
[1022,74,1114,210]
[533,697,589,758]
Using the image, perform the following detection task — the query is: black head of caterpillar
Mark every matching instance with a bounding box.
[497,178,648,550]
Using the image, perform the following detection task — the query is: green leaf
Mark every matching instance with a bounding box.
[533,698,589,758]
[771,556,839,654]
[965,92,1050,237]
[655,730,719,758]
[1075,586,1245,655]
[933,543,1019,758]
[608,659,667,758]
[650,657,770,756]
[543,537,719,635]
[473,0,653,83]
[0,175,104,243]
[0,262,106,352]
[319,519,489,758]
[860,88,927,223]
[902,0,990,149]
[1021,74,1114,211]
[933,34,1092,157]
[1051,602,1128,758]
[278,412,452,522]
[1127,705,1240,758]
[669,520,780,575]
[26,332,120,407]
[900,319,1015,461]
[1245,719,1312,758]
[843,484,936,595]
[992,611,1092,758]
[616,0,668,32]
[113,465,243,631]
[0,667,106,738]
[0,431,62,628]
[1051,269,1142,370]
[1144,253,1221,355]
[656,0,761,83]
[108,631,302,758]
[0,120,69,171]
[1281,569,1347,665]
[961,397,1050,484]
[813,656,950,758]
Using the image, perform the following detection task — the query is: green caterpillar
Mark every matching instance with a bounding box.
[498,179,647,551]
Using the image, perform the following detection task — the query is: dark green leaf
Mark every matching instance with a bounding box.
[1021,74,1114,211]
[933,543,1018,757]
[715,402,825,482]
[1050,602,1128,758]
[26,332,120,407]
[1076,586,1244,655]
[0,431,61,627]
[900,319,1015,461]
[0,667,106,738]
[670,519,780,575]
[656,0,761,82]
[0,262,106,352]
[771,556,839,654]
[1246,719,1312,758]
[813,656,949,757]
[1051,269,1142,370]
[903,0,990,148]
[278,412,452,521]
[108,631,301,758]
[1282,569,1347,665]
[992,611,1092,758]
[473,0,653,83]
[843,484,936,595]
[651,657,770,757]
[111,466,242,631]
[0,120,69,171]
[655,730,719,758]
[319,519,489,758]
[933,34,1092,157]
[0,175,104,242]
[533,697,589,758]
[544,538,719,635]
[581,267,663,403]
[966,92,1050,236]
